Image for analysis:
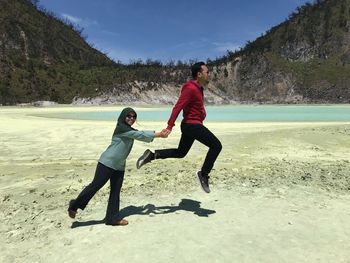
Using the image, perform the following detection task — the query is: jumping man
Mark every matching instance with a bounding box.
[136,62,222,193]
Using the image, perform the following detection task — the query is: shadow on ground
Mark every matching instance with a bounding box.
[71,198,216,228]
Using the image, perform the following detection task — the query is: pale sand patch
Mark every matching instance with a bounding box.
[1,106,350,263]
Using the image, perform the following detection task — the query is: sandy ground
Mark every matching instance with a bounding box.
[1,105,350,263]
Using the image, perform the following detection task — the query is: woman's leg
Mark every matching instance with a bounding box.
[105,170,125,224]
[69,163,113,212]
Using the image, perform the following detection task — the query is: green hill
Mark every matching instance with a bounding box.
[0,0,186,105]
[209,0,350,103]
[1,0,349,105]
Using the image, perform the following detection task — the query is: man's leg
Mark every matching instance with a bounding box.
[155,124,195,159]
[193,125,222,175]
[137,123,195,168]
[190,125,222,193]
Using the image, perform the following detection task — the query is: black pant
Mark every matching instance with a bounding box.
[69,162,125,224]
[155,123,222,175]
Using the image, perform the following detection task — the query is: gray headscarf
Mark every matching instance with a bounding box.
[113,107,137,136]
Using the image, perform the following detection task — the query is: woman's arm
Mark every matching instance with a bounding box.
[154,130,168,138]
[118,129,167,142]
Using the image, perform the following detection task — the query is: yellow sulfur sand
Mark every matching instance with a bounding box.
[1,106,350,263]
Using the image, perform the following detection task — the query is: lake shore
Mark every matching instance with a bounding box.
[1,106,350,263]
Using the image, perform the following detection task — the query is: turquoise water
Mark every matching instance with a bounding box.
[32,105,350,122]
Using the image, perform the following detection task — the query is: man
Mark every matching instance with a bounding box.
[136,62,222,193]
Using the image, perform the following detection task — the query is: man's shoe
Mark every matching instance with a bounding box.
[106,219,129,226]
[136,149,154,169]
[68,199,77,219]
[196,171,210,193]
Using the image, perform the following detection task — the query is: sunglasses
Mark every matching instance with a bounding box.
[126,114,136,119]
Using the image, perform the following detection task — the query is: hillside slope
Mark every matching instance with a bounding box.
[0,0,118,104]
[1,0,350,105]
[208,0,350,103]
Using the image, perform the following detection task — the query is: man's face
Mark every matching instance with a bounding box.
[198,65,210,85]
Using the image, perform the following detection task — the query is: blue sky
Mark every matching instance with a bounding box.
[38,0,311,64]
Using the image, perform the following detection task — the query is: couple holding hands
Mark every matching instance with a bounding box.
[68,62,222,226]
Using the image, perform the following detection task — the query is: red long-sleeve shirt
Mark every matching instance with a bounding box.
[167,80,206,131]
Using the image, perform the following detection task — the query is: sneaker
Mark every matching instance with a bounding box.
[136,149,154,169]
[196,171,210,193]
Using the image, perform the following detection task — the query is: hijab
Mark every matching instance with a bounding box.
[113,107,137,136]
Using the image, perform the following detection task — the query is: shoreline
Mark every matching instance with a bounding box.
[2,104,350,124]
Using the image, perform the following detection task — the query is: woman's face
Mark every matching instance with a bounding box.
[125,112,136,126]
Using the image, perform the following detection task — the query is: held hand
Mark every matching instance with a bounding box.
[155,129,171,138]
[162,128,171,137]
[160,129,169,138]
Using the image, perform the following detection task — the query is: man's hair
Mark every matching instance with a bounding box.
[191,61,206,79]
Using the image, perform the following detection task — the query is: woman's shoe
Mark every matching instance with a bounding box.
[106,219,129,226]
[68,199,77,219]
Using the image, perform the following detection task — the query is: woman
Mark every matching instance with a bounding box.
[67,107,167,226]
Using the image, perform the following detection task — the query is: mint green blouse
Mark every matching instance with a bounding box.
[98,130,155,171]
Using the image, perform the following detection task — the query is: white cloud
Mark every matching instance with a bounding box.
[81,19,99,28]
[101,30,120,37]
[61,13,98,28]
[89,39,146,64]
[212,42,241,52]
[61,13,81,24]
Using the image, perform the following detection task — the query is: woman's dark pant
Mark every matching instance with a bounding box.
[155,123,222,175]
[69,162,124,224]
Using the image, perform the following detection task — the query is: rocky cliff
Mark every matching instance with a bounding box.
[1,0,350,105]
[208,0,350,104]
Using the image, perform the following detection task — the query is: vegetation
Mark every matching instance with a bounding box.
[212,0,350,102]
[0,0,350,104]
[0,0,192,104]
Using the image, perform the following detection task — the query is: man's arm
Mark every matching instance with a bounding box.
[166,85,192,131]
